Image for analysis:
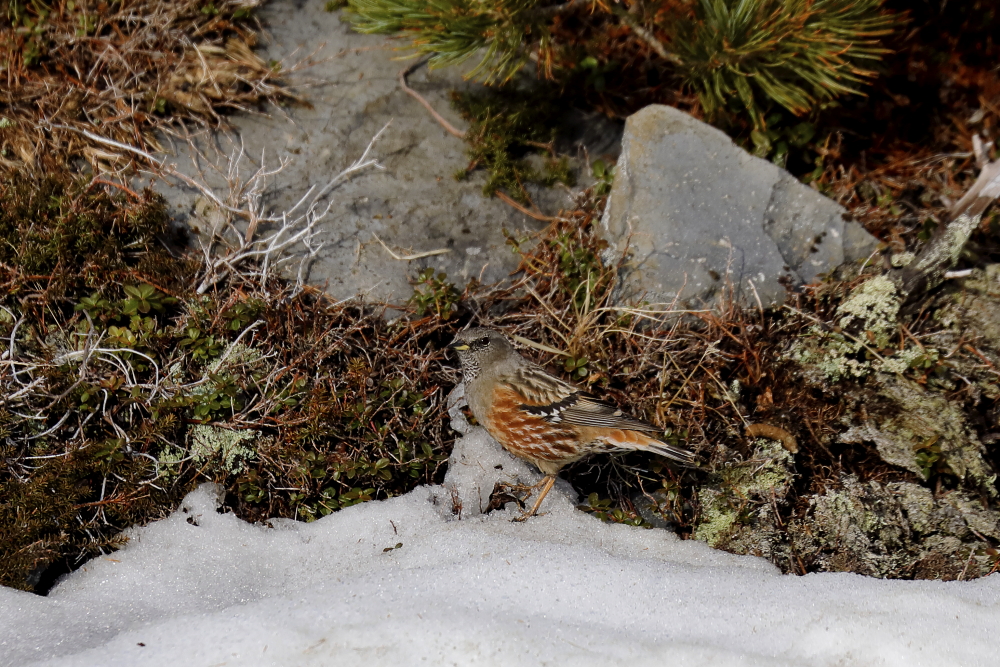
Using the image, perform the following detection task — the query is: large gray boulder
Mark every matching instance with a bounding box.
[600,105,879,308]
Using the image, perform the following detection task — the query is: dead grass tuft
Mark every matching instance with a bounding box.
[1,0,297,174]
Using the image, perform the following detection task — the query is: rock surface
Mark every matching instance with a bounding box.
[152,0,618,303]
[599,105,879,308]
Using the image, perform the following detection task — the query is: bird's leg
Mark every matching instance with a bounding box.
[506,475,552,500]
[526,475,552,491]
[512,475,556,522]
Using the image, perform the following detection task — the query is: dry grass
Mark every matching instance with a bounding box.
[453,205,794,525]
[0,140,459,590]
[1,0,298,175]
[460,192,999,578]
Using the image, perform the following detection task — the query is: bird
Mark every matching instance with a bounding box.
[448,327,696,520]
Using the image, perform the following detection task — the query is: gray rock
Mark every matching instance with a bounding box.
[599,105,878,308]
[152,0,600,303]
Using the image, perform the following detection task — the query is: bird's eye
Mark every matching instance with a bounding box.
[477,336,490,346]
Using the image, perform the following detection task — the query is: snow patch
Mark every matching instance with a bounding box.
[1,425,997,667]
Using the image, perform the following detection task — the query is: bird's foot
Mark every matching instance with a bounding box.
[507,477,551,497]
[509,475,556,522]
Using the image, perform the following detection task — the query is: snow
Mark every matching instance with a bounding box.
[2,416,998,667]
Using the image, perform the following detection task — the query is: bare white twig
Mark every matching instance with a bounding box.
[192,121,392,294]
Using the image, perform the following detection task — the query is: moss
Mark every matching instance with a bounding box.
[0,169,456,592]
[0,442,169,591]
[451,85,575,202]
[0,170,190,299]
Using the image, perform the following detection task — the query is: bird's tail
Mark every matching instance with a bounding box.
[601,429,698,467]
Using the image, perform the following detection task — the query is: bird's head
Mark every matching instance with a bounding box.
[448,327,515,380]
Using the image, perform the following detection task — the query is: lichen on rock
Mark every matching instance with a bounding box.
[716,263,1000,580]
[835,374,994,494]
[693,438,794,564]
[789,476,999,579]
[791,274,934,381]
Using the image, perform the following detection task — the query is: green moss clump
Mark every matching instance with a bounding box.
[451,86,575,202]
[0,171,457,592]
[0,171,190,591]
[0,171,190,299]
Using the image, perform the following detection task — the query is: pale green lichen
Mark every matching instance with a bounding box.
[935,264,1000,347]
[792,275,931,381]
[693,438,794,560]
[880,376,995,491]
[890,252,915,268]
[789,475,910,576]
[726,265,1000,578]
[156,448,187,480]
[693,488,739,547]
[836,274,900,346]
[789,475,1000,578]
[880,346,936,374]
[167,361,185,381]
[157,426,260,480]
[838,374,995,492]
[207,342,263,374]
[189,424,259,475]
[728,378,741,401]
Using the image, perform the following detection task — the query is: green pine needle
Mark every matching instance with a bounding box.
[347,0,898,125]
[672,0,897,126]
[348,0,548,83]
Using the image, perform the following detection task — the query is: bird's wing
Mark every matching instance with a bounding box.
[501,365,659,432]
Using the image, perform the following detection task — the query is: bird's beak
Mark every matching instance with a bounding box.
[448,339,470,351]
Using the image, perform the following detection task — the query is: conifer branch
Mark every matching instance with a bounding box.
[347,0,898,124]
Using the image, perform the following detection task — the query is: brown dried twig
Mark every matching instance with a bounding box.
[398,58,466,139]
